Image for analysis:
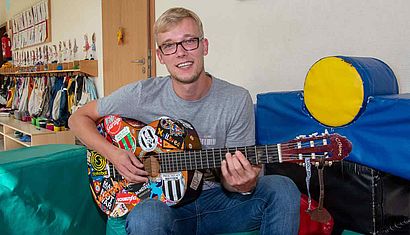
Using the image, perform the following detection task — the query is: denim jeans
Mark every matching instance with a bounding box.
[126,175,300,235]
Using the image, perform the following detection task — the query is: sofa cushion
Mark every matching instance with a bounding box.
[0,144,106,235]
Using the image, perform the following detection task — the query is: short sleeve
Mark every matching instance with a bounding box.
[225,91,255,147]
[97,82,142,117]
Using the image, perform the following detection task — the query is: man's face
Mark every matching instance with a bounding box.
[156,18,208,84]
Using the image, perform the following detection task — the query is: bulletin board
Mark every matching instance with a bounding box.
[11,0,51,49]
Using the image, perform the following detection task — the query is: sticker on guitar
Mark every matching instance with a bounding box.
[87,115,352,218]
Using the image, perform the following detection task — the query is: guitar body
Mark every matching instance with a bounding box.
[87,115,203,217]
[87,115,352,221]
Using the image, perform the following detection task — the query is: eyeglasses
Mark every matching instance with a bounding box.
[159,37,203,55]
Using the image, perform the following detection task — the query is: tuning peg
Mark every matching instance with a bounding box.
[309,132,319,137]
[296,135,306,139]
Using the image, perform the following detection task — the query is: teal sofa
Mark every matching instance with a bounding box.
[0,144,258,235]
[0,145,106,235]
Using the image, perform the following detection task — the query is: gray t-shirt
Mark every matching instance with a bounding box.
[98,75,255,149]
[98,75,255,187]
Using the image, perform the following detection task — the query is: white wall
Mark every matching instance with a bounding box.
[156,0,410,100]
[0,0,6,26]
[2,0,103,97]
[50,0,103,97]
[3,1,410,100]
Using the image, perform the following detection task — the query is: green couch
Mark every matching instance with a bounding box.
[0,144,258,235]
[0,145,106,235]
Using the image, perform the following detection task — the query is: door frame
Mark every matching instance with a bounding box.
[148,0,156,77]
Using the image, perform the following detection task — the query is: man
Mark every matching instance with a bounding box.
[68,7,300,235]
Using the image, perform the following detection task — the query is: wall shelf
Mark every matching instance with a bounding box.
[0,60,98,77]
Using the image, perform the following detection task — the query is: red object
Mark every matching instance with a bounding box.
[104,115,122,136]
[1,34,12,59]
[299,194,334,235]
[46,123,54,131]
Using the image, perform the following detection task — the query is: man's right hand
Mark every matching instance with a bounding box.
[109,148,149,184]
[68,100,149,184]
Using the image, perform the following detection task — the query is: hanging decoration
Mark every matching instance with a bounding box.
[11,0,51,50]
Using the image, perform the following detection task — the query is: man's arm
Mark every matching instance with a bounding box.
[68,100,148,183]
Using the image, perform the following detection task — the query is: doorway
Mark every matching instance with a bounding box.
[102,0,156,96]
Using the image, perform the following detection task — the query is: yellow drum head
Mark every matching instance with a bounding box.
[304,57,364,127]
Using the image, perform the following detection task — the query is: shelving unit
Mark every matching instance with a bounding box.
[0,117,75,150]
[0,60,97,150]
[0,60,98,77]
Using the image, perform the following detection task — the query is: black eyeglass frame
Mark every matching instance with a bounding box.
[159,37,204,55]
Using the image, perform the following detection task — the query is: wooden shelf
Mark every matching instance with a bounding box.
[0,116,75,150]
[0,60,98,77]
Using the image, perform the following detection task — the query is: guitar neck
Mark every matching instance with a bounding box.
[158,145,281,173]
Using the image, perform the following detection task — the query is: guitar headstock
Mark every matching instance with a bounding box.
[280,133,352,164]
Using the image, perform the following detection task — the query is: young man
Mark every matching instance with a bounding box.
[68,7,300,235]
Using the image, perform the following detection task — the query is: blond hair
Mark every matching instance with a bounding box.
[154,7,204,43]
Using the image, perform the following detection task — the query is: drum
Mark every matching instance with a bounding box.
[304,56,398,127]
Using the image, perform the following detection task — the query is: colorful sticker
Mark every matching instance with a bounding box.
[138,125,158,152]
[160,119,184,136]
[89,150,109,179]
[111,203,129,217]
[93,180,102,194]
[135,182,152,200]
[104,115,122,136]
[97,122,106,136]
[161,172,185,204]
[156,119,185,149]
[190,170,203,190]
[99,179,116,212]
[116,192,140,205]
[149,181,163,199]
[115,126,137,153]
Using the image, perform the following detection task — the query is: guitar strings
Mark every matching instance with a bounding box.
[105,141,332,174]
[158,142,328,159]
[156,142,331,172]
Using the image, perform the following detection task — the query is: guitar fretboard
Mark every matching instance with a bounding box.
[158,145,281,173]
[108,134,339,175]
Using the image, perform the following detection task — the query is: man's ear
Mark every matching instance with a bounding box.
[202,38,209,56]
[156,48,165,64]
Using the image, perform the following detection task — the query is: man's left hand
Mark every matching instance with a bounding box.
[221,150,262,193]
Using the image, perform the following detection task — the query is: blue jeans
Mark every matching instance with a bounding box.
[126,175,300,235]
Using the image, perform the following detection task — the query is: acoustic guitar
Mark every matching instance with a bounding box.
[87,115,352,218]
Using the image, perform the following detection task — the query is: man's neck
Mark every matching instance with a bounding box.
[172,73,212,101]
